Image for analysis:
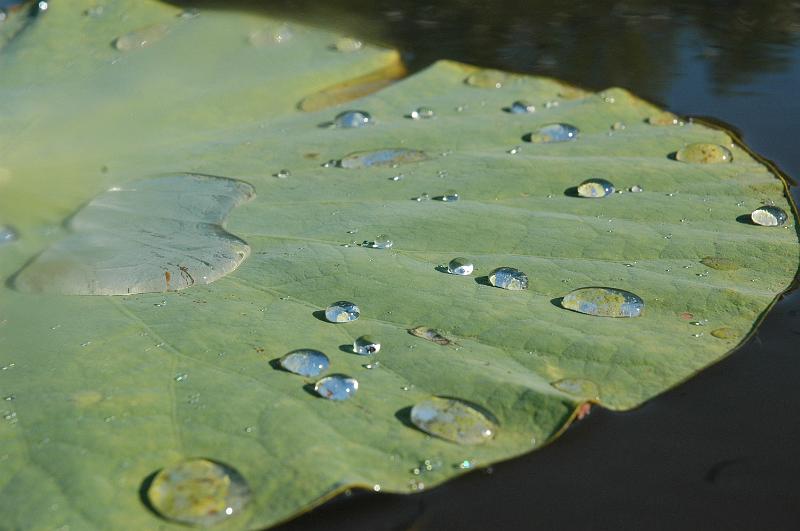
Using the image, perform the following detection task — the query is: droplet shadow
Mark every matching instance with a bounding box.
[435,265,449,274]
[268,358,283,371]
[302,383,318,397]
[563,187,579,197]
[394,406,417,430]
[474,276,492,287]
[312,310,330,323]
[138,470,161,517]
[521,132,533,143]
[736,214,756,225]
[339,344,355,354]
[550,297,564,309]
[667,151,678,161]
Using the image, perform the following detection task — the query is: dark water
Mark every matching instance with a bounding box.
[188,1,800,528]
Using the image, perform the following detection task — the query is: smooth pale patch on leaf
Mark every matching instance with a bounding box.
[0,1,797,530]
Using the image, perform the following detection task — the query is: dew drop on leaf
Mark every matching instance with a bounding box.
[464,69,509,89]
[675,143,732,164]
[324,301,360,323]
[338,148,428,168]
[508,100,535,114]
[0,225,18,245]
[750,205,788,226]
[408,107,435,120]
[353,336,381,355]
[409,397,496,445]
[408,326,451,345]
[488,267,528,290]
[577,178,615,198]
[333,36,362,52]
[447,257,474,276]
[314,375,359,400]
[523,123,579,143]
[279,349,330,377]
[436,190,459,202]
[561,287,644,317]
[332,110,372,128]
[362,234,393,249]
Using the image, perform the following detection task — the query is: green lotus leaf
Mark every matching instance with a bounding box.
[0,1,797,529]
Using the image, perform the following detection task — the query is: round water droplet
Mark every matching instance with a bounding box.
[465,69,509,89]
[338,148,428,169]
[314,374,358,400]
[0,225,18,245]
[488,267,528,290]
[325,301,360,323]
[750,205,788,226]
[353,335,381,355]
[147,458,251,526]
[610,121,626,131]
[363,234,393,249]
[508,100,535,114]
[333,110,372,129]
[410,397,496,445]
[447,257,474,276]
[273,169,291,178]
[438,190,459,202]
[333,36,362,52]
[507,146,522,155]
[409,107,435,120]
[577,178,615,198]
[561,287,644,317]
[629,185,643,193]
[647,112,681,126]
[675,143,732,164]
[408,326,451,345]
[279,349,329,377]
[552,378,600,399]
[524,123,579,144]
[413,193,430,202]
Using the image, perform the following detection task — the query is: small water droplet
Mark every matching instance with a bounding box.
[576,178,615,198]
[0,225,18,245]
[524,123,579,143]
[447,257,474,276]
[390,174,404,182]
[3,411,17,424]
[750,205,788,226]
[338,148,428,169]
[647,112,682,126]
[488,267,528,290]
[455,105,467,112]
[675,143,732,164]
[174,373,188,383]
[333,36,362,52]
[413,193,430,202]
[507,145,522,155]
[552,378,600,399]
[458,459,473,469]
[561,287,644,317]
[147,458,251,526]
[331,110,372,129]
[3,395,14,401]
[543,100,560,108]
[114,24,169,51]
[362,234,393,249]
[408,107,435,120]
[508,100,535,114]
[436,190,459,202]
[629,185,643,193]
[409,397,496,445]
[692,332,704,338]
[353,336,381,355]
[279,349,329,377]
[314,374,359,400]
[610,121,626,131]
[324,301,360,323]
[408,326,451,345]
[273,169,291,179]
[464,69,509,88]
[80,341,92,347]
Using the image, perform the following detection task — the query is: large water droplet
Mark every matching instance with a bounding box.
[147,458,251,526]
[0,225,18,245]
[700,256,739,271]
[338,149,428,169]
[314,375,359,400]
[464,69,509,89]
[333,36,362,52]
[325,301,360,323]
[409,397,496,445]
[447,257,474,276]
[675,143,732,164]
[750,205,788,226]
[408,326,451,345]
[408,107,435,120]
[577,178,615,198]
[524,123,579,144]
[353,335,381,355]
[114,24,169,51]
[279,349,330,377]
[552,378,600,399]
[561,287,644,317]
[508,100,535,114]
[488,267,528,290]
[362,234,393,249]
[332,110,372,129]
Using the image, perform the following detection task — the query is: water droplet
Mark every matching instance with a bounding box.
[750,205,788,226]
[332,110,372,129]
[561,287,644,317]
[314,375,359,400]
[333,36,362,52]
[413,193,430,202]
[711,327,736,339]
[279,349,329,377]
[447,257,474,276]
[610,121,626,131]
[629,185,643,193]
[147,458,251,526]
[700,256,739,271]
[508,101,535,114]
[409,397,496,445]
[3,395,14,401]
[464,69,509,88]
[675,143,732,164]
[436,190,459,202]
[544,100,560,108]
[0,225,18,245]
[324,301,360,323]
[524,123,579,144]
[647,112,682,126]
[273,169,291,179]
[174,373,188,383]
[362,234,393,249]
[408,107,435,120]
[338,148,428,169]
[458,459,473,469]
[353,336,381,355]
[114,24,169,51]
[552,378,600,399]
[408,326,451,345]
[488,267,528,290]
[390,174,403,182]
[577,178,615,198]
[248,23,293,46]
[506,145,522,155]
[3,411,17,424]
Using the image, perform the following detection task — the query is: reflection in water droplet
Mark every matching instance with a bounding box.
[410,397,496,445]
[577,178,615,198]
[561,287,644,317]
[488,267,528,290]
[700,256,739,271]
[332,110,372,129]
[750,205,788,226]
[325,301,360,323]
[711,327,736,339]
[333,36,362,52]
[508,101,535,114]
[338,148,428,169]
[353,336,381,355]
[147,458,251,526]
[447,257,474,276]
[314,375,358,400]
[408,326,451,345]
[248,23,293,46]
[114,24,169,51]
[0,225,18,245]
[362,234,393,249]
[524,123,579,143]
[675,143,732,164]
[408,107,435,120]
[552,378,600,399]
[273,169,291,179]
[464,69,509,88]
[279,349,329,377]
[437,190,459,202]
